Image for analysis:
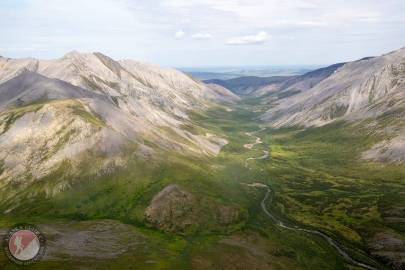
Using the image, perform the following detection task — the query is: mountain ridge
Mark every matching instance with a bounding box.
[259,47,405,162]
[261,47,405,126]
[0,52,236,197]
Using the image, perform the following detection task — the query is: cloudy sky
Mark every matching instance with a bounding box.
[1,0,405,67]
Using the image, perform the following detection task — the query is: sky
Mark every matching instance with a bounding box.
[1,0,405,67]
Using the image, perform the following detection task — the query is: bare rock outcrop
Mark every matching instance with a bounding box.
[367,232,405,270]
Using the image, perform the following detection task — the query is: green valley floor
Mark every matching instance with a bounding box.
[1,101,404,270]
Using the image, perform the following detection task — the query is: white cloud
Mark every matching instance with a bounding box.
[191,33,212,40]
[1,0,404,66]
[174,30,185,39]
[227,31,271,45]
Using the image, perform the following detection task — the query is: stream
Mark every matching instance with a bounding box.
[244,128,379,270]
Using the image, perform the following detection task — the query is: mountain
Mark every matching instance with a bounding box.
[0,51,237,134]
[0,52,236,202]
[0,51,236,114]
[261,49,405,126]
[0,72,101,107]
[203,82,241,102]
[254,62,345,97]
[260,47,405,162]
[204,76,295,96]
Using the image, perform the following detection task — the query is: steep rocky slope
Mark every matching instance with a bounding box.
[261,49,405,126]
[0,52,237,204]
[261,47,405,162]
[255,63,345,97]
[202,82,241,102]
[0,51,236,124]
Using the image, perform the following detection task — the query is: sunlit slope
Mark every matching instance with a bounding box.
[257,48,405,163]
